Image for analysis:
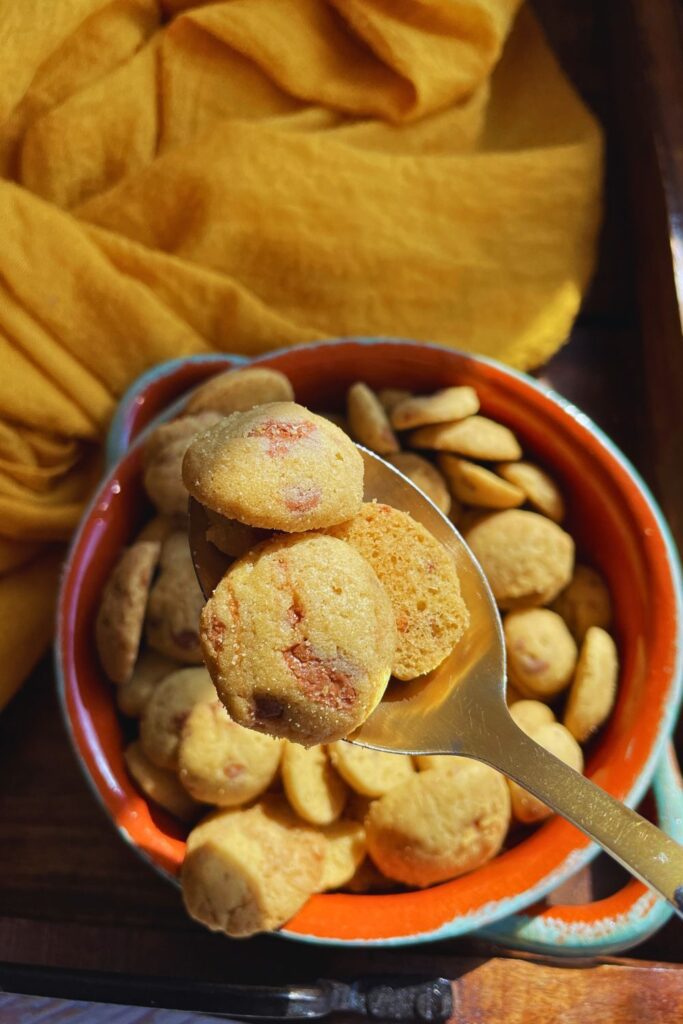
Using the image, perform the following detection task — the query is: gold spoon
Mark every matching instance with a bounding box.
[189,448,683,917]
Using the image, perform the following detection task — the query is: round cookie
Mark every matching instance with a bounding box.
[124,741,201,823]
[326,503,469,680]
[145,532,205,663]
[183,402,363,532]
[504,609,578,699]
[199,534,397,746]
[391,386,479,430]
[181,797,326,937]
[319,820,367,890]
[282,743,348,825]
[386,452,451,515]
[464,509,574,609]
[205,509,270,558]
[116,649,178,718]
[496,461,565,522]
[409,416,522,461]
[509,699,555,736]
[185,367,294,416]
[328,743,415,797]
[346,382,400,455]
[143,412,222,517]
[551,564,613,642]
[366,761,510,887]
[96,540,161,685]
[508,722,583,823]
[563,626,619,743]
[437,455,524,509]
[140,667,215,769]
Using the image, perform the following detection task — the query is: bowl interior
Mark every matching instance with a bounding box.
[58,340,682,944]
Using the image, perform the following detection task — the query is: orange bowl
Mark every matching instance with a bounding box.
[56,339,683,946]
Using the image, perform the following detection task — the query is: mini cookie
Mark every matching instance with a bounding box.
[346,382,400,455]
[96,540,161,685]
[508,722,583,823]
[182,797,326,937]
[377,388,412,414]
[282,743,348,825]
[409,416,522,461]
[143,412,222,517]
[140,667,215,769]
[464,509,574,609]
[551,564,613,642]
[328,743,415,797]
[391,387,479,430]
[437,455,524,509]
[205,509,270,558]
[496,461,565,522]
[200,534,396,746]
[563,627,619,743]
[386,452,451,515]
[185,367,294,416]
[320,819,367,890]
[183,402,363,532]
[366,761,510,887]
[124,741,201,823]
[326,503,469,680]
[178,698,283,806]
[504,609,578,698]
[146,532,205,663]
[117,649,178,718]
[509,699,556,736]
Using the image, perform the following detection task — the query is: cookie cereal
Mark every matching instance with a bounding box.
[347,382,400,455]
[124,741,201,823]
[328,743,415,797]
[386,452,451,515]
[146,532,205,663]
[96,540,161,685]
[409,415,522,461]
[496,460,565,522]
[438,455,524,509]
[504,609,577,698]
[508,722,583,823]
[140,667,215,769]
[391,386,479,430]
[281,742,348,825]
[563,627,619,743]
[186,367,294,416]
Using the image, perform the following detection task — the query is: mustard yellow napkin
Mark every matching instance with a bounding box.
[0,0,602,707]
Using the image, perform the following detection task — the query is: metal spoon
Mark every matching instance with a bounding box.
[189,448,683,916]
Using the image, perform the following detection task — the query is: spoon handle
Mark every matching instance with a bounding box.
[462,707,683,917]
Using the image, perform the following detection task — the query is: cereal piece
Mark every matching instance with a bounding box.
[386,452,451,515]
[205,509,269,558]
[377,388,412,414]
[504,609,578,698]
[320,820,367,890]
[282,743,347,825]
[136,515,181,544]
[183,402,363,532]
[563,627,619,743]
[200,534,396,746]
[143,413,222,517]
[182,798,325,937]
[464,510,574,609]
[409,416,522,461]
[185,367,294,416]
[95,540,161,685]
[551,564,613,642]
[328,743,415,797]
[124,741,201,822]
[391,387,479,430]
[116,649,178,718]
[346,382,400,455]
[326,503,469,680]
[415,754,472,772]
[496,461,565,522]
[366,762,510,887]
[140,667,215,769]
[146,532,205,663]
[509,699,556,736]
[508,722,583,823]
[437,455,524,509]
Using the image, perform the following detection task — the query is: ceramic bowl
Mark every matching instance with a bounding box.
[56,339,683,951]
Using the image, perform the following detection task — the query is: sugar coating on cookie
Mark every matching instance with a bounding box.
[200,534,397,746]
[96,540,161,685]
[464,509,574,609]
[117,649,178,718]
[328,742,416,797]
[391,386,479,430]
[504,609,577,699]
[319,819,367,890]
[282,743,348,825]
[146,532,205,663]
[508,722,583,823]
[563,626,619,743]
[185,367,294,416]
[124,741,201,823]
[551,564,613,642]
[437,455,524,509]
[140,667,215,769]
[386,452,451,515]
[182,798,326,937]
[366,761,510,887]
[496,461,565,522]
[347,382,400,455]
[205,509,270,558]
[326,503,469,680]
[143,412,222,518]
[183,402,363,531]
[409,415,522,461]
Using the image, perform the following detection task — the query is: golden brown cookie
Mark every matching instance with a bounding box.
[183,402,364,532]
[551,564,613,642]
[391,387,479,430]
[508,722,583,823]
[319,820,367,890]
[346,382,400,455]
[182,797,325,937]
[140,667,215,769]
[563,626,619,743]
[205,509,269,558]
[326,503,469,680]
[200,534,396,746]
[508,699,555,736]
[377,388,412,414]
[386,452,451,515]
[124,741,201,822]
[437,455,524,509]
[496,461,565,522]
[116,649,178,718]
[185,367,294,416]
[504,609,578,698]
[96,540,161,685]
[143,412,222,518]
[366,761,510,887]
[145,532,205,663]
[281,743,348,825]
[409,416,522,461]
[464,509,574,609]
[328,743,416,797]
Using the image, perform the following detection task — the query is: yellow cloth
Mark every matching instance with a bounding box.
[0,0,602,708]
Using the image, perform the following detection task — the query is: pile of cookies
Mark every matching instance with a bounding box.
[94,365,619,939]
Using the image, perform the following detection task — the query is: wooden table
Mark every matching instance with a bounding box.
[1,0,682,1019]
